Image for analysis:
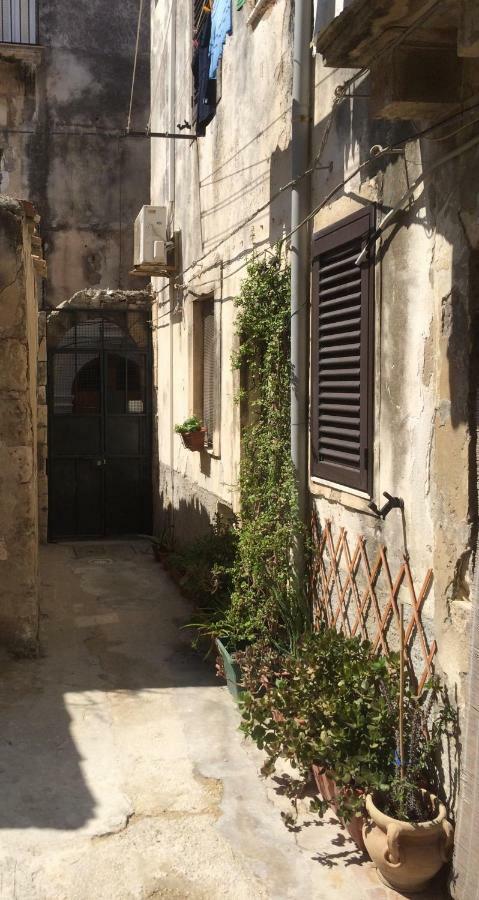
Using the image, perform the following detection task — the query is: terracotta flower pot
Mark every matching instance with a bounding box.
[180,427,206,451]
[362,791,454,894]
[312,764,366,852]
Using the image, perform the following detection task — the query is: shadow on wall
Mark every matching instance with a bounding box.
[0,542,217,832]
[155,480,225,550]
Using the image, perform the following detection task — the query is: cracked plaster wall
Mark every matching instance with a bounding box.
[310,53,479,736]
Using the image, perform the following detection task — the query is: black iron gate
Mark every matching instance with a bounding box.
[47,309,152,539]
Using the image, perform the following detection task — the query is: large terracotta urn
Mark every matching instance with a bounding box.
[362,791,454,894]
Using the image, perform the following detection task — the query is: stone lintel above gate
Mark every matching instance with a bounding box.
[53,287,153,313]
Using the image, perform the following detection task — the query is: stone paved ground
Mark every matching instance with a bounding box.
[0,543,448,899]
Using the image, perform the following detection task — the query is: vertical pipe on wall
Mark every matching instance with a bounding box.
[290,0,312,554]
[168,0,177,531]
[168,0,176,215]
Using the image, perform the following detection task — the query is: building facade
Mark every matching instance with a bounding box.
[150,1,479,892]
[0,0,477,888]
[151,0,293,543]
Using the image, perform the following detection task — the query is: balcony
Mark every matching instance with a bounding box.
[314,0,479,118]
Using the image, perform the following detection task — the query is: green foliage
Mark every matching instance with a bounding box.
[174,415,203,434]
[240,630,399,819]
[215,250,309,646]
[382,678,458,822]
[168,518,238,623]
[239,629,457,823]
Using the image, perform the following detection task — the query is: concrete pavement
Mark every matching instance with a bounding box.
[0,542,446,899]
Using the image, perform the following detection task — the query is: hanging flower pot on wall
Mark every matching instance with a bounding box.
[175,416,206,451]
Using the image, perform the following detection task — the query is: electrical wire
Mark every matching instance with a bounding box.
[168,122,479,298]
[127,0,145,134]
[161,0,472,293]
[355,131,479,264]
[422,115,479,142]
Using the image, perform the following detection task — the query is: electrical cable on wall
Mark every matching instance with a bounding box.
[127,0,145,134]
[146,0,457,293]
[160,117,479,303]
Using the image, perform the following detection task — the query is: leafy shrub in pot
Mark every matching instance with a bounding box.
[362,680,456,891]
[240,628,456,875]
[240,630,400,837]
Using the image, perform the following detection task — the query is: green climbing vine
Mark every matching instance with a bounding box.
[218,250,309,646]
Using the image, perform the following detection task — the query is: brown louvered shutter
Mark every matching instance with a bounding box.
[310,207,375,493]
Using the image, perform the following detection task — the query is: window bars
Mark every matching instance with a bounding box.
[1,0,37,45]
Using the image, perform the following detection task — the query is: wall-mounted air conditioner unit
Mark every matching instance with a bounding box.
[133,206,168,266]
[131,206,179,277]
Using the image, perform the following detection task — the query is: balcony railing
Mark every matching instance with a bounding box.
[1,0,37,45]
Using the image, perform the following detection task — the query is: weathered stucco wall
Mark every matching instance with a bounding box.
[150,1,476,781]
[0,197,40,653]
[151,0,293,543]
[0,0,150,307]
[309,53,478,717]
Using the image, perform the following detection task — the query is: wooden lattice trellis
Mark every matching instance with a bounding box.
[311,518,437,693]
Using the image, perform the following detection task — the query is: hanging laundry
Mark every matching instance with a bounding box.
[192,11,216,133]
[208,0,232,79]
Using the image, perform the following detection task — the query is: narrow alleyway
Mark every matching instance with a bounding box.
[0,543,444,900]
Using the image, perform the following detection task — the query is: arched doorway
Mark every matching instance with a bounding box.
[47,309,152,538]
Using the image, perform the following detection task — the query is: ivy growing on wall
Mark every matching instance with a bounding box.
[218,250,309,646]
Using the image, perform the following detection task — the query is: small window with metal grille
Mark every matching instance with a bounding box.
[201,298,216,448]
[310,206,375,494]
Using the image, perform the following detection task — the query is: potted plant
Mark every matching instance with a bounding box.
[362,652,456,893]
[175,415,206,451]
[363,786,453,893]
[240,630,400,851]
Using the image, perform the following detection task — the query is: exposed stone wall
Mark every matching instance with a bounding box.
[0,197,40,653]
[37,310,48,543]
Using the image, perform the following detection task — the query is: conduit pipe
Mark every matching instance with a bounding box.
[168,0,176,532]
[290,0,312,552]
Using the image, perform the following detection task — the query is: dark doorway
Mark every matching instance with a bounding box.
[47,309,152,538]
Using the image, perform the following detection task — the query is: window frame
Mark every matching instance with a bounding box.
[190,293,221,457]
[201,297,215,448]
[310,206,375,494]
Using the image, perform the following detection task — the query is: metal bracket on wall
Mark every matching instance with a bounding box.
[124,130,198,140]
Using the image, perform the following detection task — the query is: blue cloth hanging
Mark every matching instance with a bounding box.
[208,0,232,79]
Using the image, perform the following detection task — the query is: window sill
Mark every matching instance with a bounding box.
[0,42,42,67]
[247,0,276,28]
[310,476,376,515]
